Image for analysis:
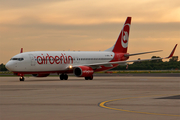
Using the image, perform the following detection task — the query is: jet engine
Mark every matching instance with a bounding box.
[74,66,94,77]
[32,74,50,77]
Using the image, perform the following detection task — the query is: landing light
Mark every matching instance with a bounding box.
[69,65,73,69]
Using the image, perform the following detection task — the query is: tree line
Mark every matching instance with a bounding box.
[0,63,7,71]
[113,56,180,70]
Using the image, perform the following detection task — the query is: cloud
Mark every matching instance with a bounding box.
[0,0,67,8]
[1,22,179,63]
[0,0,180,63]
[1,22,179,49]
[0,0,180,26]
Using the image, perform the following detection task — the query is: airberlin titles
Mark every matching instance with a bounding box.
[37,53,73,64]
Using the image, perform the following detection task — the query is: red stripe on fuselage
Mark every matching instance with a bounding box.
[13,64,121,75]
[13,70,74,75]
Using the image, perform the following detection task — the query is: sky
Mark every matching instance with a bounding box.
[0,0,180,64]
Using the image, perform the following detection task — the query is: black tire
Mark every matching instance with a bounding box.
[60,74,68,80]
[64,74,68,80]
[89,76,93,80]
[19,77,24,81]
[60,74,64,80]
[85,77,89,80]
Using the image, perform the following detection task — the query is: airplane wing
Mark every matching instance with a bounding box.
[71,44,177,69]
[124,50,163,57]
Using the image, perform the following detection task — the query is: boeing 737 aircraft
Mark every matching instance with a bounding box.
[5,17,177,81]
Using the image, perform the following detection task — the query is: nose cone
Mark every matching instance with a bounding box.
[5,61,14,71]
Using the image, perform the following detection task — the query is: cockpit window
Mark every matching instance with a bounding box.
[10,58,24,61]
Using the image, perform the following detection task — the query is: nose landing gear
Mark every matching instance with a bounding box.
[17,73,24,81]
[19,76,24,81]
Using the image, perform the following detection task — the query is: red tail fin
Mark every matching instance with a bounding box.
[112,17,131,53]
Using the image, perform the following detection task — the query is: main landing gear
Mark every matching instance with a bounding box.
[59,74,93,80]
[19,76,24,81]
[59,74,68,80]
[85,76,93,80]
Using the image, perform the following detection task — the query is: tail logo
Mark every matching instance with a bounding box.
[121,24,130,48]
[123,31,128,43]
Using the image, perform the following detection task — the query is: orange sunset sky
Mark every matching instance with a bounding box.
[0,0,180,64]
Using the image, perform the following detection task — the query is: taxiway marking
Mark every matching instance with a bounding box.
[99,94,180,117]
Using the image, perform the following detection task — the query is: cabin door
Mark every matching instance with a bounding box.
[29,54,36,66]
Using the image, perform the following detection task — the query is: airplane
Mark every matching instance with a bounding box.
[5,17,177,81]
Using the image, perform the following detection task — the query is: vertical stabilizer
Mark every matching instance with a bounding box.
[107,17,131,53]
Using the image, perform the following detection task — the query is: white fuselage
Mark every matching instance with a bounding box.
[6,51,115,73]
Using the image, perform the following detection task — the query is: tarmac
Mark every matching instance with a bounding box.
[0,76,179,120]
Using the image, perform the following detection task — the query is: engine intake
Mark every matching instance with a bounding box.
[74,66,94,77]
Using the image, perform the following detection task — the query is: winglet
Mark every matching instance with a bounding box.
[20,48,23,53]
[166,44,177,58]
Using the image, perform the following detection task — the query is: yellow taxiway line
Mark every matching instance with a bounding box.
[99,94,180,117]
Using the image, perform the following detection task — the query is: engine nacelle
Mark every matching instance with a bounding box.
[32,74,50,77]
[74,66,94,77]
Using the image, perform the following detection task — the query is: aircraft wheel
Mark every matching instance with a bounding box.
[64,74,68,80]
[60,74,68,80]
[85,76,93,80]
[89,76,93,80]
[60,75,63,80]
[19,76,24,81]
[60,74,64,80]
